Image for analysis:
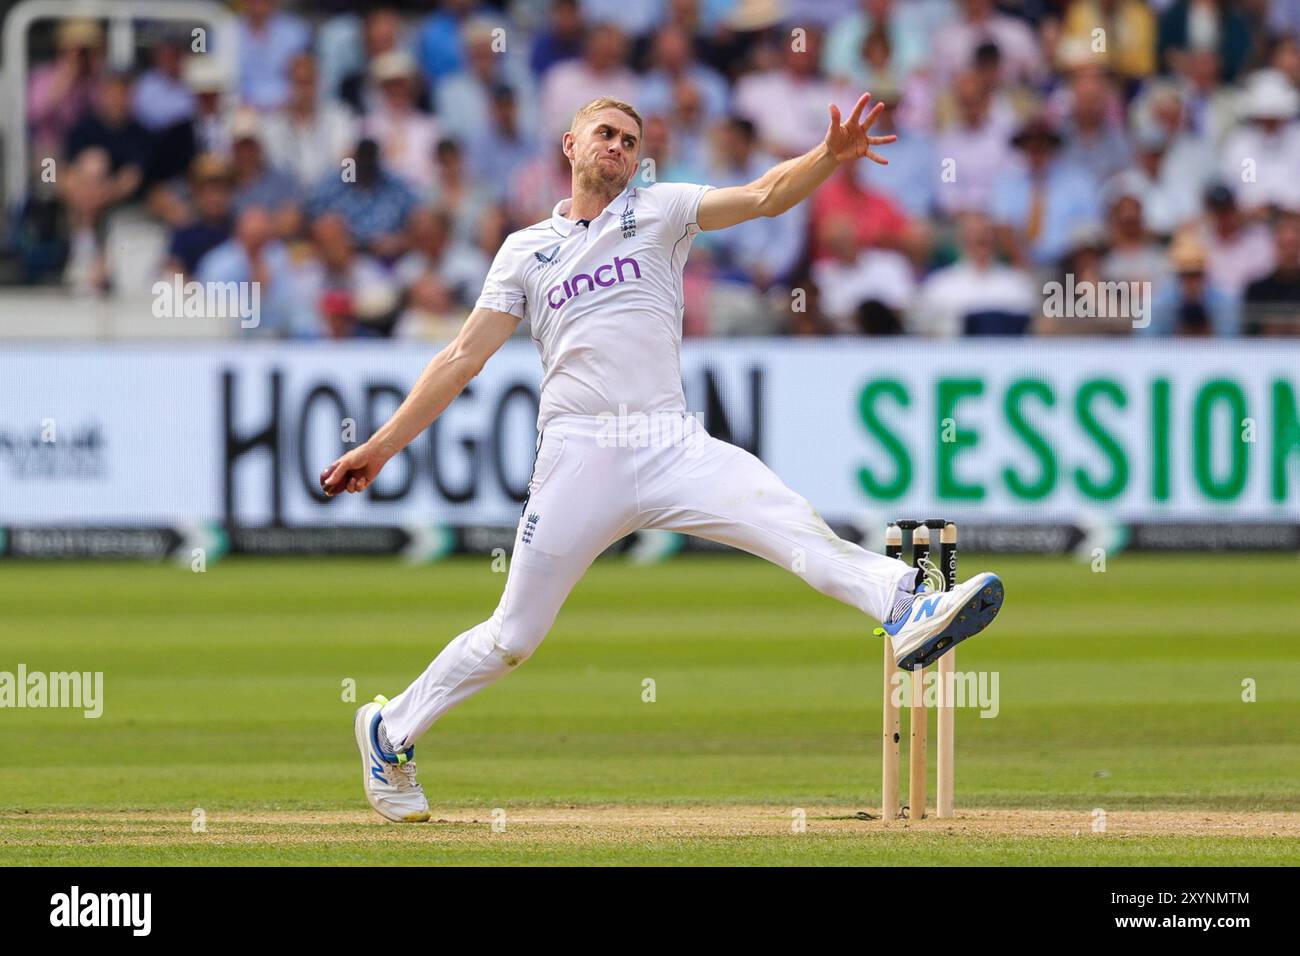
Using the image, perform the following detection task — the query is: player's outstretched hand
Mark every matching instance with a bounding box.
[320,443,387,497]
[825,93,897,166]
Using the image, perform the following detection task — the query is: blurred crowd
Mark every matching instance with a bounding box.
[12,0,1300,338]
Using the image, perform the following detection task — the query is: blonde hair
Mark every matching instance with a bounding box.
[569,97,644,138]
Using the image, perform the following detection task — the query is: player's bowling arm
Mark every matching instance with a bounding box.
[370,306,519,455]
[320,307,518,495]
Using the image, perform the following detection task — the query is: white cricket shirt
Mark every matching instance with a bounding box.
[476,181,713,429]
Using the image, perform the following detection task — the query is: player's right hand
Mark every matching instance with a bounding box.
[320,443,386,497]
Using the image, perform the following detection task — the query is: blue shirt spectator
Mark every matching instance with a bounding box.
[306,143,418,252]
[237,1,311,110]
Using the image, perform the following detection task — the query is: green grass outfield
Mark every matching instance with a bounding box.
[1,553,1298,865]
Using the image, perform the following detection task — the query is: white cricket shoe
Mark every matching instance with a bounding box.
[354,695,431,823]
[877,572,1005,670]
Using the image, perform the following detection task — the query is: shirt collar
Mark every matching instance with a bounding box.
[550,183,635,236]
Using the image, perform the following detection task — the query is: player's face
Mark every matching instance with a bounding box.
[569,109,640,193]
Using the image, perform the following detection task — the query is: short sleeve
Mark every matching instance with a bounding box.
[651,181,715,240]
[474,239,527,318]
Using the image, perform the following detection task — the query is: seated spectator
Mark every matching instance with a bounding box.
[196,205,299,336]
[132,28,194,134]
[822,0,933,83]
[508,144,572,228]
[991,115,1102,269]
[859,87,936,219]
[1146,228,1238,335]
[638,24,729,121]
[580,0,667,41]
[1054,57,1131,183]
[393,208,491,336]
[228,110,301,238]
[811,217,916,334]
[294,214,400,338]
[183,55,235,158]
[307,138,417,259]
[540,23,640,140]
[1158,0,1252,83]
[530,0,585,78]
[425,139,494,243]
[237,0,311,110]
[1038,227,1138,335]
[59,148,116,293]
[702,117,807,289]
[467,85,538,204]
[339,8,431,116]
[911,211,1036,337]
[932,0,1044,86]
[1172,46,1237,144]
[733,29,856,159]
[1101,190,1169,288]
[27,18,106,165]
[1199,183,1275,298]
[1059,0,1156,84]
[261,53,358,190]
[1243,212,1300,335]
[166,154,235,277]
[438,17,535,146]
[1219,69,1300,214]
[416,0,474,84]
[934,69,1015,217]
[65,72,151,202]
[810,164,922,264]
[364,52,441,189]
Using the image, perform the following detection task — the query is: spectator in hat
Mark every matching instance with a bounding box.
[437,17,535,146]
[1219,69,1300,214]
[183,55,235,157]
[228,109,301,237]
[236,0,310,110]
[990,114,1102,269]
[1243,212,1300,335]
[911,211,1036,337]
[261,52,358,190]
[338,8,430,117]
[1147,227,1238,336]
[364,51,441,189]
[306,138,417,260]
[466,85,538,203]
[166,153,235,276]
[27,18,106,164]
[1199,182,1275,298]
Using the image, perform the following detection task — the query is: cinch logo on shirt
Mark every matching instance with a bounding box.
[546,255,642,310]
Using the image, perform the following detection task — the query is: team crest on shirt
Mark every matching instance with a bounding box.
[620,208,636,239]
[522,512,540,545]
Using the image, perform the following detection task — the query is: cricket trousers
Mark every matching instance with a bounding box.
[381,413,916,749]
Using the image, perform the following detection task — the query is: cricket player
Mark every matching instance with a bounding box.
[322,94,1005,822]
